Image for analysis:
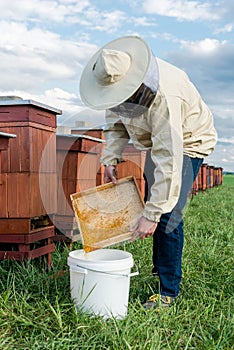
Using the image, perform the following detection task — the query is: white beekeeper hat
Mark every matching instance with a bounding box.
[79,36,155,110]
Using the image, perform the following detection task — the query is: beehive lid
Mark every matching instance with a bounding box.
[70,176,144,253]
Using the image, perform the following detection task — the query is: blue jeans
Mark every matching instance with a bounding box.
[144,154,203,297]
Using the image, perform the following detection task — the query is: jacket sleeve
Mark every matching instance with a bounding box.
[142,89,183,222]
[100,110,130,166]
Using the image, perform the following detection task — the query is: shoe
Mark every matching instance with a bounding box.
[151,267,158,276]
[142,294,175,310]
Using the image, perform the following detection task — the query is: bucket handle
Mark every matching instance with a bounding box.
[69,265,88,274]
[128,263,139,277]
[70,263,139,278]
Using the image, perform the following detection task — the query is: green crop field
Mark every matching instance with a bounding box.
[0,175,233,350]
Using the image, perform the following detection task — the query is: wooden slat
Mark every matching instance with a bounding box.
[26,226,54,243]
[56,134,104,154]
[0,152,2,185]
[76,153,97,180]
[61,151,79,180]
[192,177,198,195]
[0,251,26,260]
[210,166,214,188]
[31,173,57,216]
[0,225,54,240]
[197,167,202,190]
[35,127,56,173]
[201,164,207,191]
[0,244,55,262]
[57,178,98,216]
[57,179,76,215]
[0,105,57,128]
[0,121,55,132]
[3,173,56,219]
[0,225,55,264]
[117,147,146,198]
[0,125,56,173]
[0,218,31,234]
[0,174,7,216]
[79,138,103,153]
[0,137,10,151]
[56,145,98,218]
[71,129,105,139]
[7,173,30,217]
[56,135,82,151]
[26,244,55,259]
[29,108,57,128]
[75,179,98,193]
[1,126,21,172]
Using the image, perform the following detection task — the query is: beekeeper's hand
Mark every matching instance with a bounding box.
[104,165,117,184]
[130,216,157,242]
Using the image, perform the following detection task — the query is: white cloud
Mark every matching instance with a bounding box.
[86,10,127,33]
[162,36,234,172]
[133,17,156,27]
[0,88,78,113]
[0,0,91,23]
[164,38,234,91]
[217,138,234,145]
[58,107,105,128]
[0,21,98,91]
[0,0,126,33]
[180,38,227,54]
[214,23,233,34]
[143,0,219,21]
[205,142,234,172]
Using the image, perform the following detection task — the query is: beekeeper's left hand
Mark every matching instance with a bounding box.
[104,165,117,184]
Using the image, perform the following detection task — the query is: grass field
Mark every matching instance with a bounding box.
[0,175,233,349]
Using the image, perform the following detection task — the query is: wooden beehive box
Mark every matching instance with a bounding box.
[70,176,145,252]
[201,163,207,191]
[0,98,61,233]
[0,100,58,174]
[55,134,104,239]
[71,128,106,186]
[117,143,146,198]
[0,98,61,264]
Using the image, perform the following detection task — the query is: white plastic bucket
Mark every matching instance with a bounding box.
[67,249,138,319]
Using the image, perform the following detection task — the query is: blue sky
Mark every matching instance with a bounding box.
[0,0,233,171]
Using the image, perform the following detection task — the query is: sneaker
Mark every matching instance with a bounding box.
[151,267,158,276]
[142,294,175,310]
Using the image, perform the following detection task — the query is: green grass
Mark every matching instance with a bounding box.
[0,175,233,349]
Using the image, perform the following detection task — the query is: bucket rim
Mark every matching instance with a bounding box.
[67,249,134,272]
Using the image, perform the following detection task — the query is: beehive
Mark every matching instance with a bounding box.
[0,98,61,263]
[71,128,105,186]
[55,134,104,241]
[117,143,146,198]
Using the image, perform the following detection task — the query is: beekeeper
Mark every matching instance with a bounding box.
[79,36,217,310]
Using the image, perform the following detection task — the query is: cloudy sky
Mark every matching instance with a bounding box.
[0,0,233,172]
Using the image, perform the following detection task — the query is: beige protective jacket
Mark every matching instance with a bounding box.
[101,58,217,222]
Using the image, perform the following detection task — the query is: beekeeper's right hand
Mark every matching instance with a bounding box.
[104,165,117,184]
